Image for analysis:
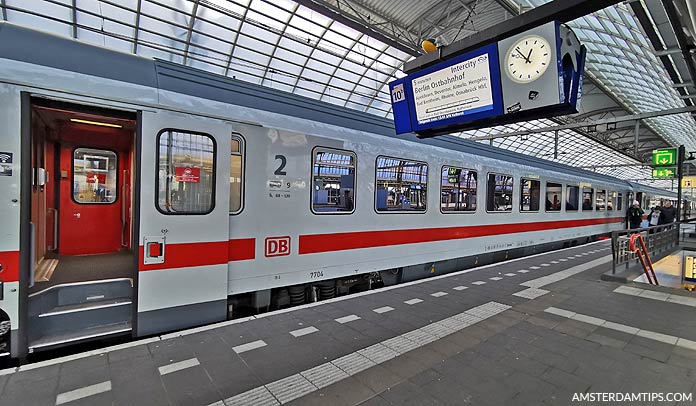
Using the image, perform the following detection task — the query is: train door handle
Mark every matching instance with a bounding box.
[143,236,166,265]
[73,213,81,219]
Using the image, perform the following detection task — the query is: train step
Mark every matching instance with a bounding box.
[29,278,133,316]
[35,278,133,307]
[28,321,132,351]
[28,279,133,351]
[38,297,132,318]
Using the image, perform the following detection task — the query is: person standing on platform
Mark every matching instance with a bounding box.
[659,200,677,225]
[649,206,661,227]
[628,200,644,229]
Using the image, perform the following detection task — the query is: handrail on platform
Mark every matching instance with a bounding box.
[611,223,679,276]
[628,233,658,285]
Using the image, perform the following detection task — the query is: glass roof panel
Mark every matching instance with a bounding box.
[3,0,689,191]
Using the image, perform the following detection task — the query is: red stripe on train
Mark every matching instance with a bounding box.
[138,238,256,271]
[298,217,624,255]
[0,251,20,283]
[229,238,256,261]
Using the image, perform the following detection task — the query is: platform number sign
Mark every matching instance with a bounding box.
[391,83,405,104]
[683,176,696,188]
[652,148,677,166]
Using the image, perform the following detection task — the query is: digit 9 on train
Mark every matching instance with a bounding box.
[0,23,673,360]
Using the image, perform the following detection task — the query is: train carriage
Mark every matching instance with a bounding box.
[0,23,675,360]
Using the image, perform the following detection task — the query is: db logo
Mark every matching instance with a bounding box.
[265,236,291,257]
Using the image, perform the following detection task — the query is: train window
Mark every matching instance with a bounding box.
[596,190,606,211]
[312,148,356,214]
[608,191,616,211]
[546,182,562,212]
[487,173,513,212]
[441,166,477,213]
[230,135,244,214]
[617,193,623,211]
[72,148,118,204]
[376,156,427,212]
[566,185,579,211]
[520,178,540,212]
[157,129,216,215]
[582,187,594,211]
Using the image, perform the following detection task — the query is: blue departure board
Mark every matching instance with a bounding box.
[390,42,503,135]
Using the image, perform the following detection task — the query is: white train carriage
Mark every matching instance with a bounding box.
[0,23,674,360]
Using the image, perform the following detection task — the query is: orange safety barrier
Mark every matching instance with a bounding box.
[628,233,659,285]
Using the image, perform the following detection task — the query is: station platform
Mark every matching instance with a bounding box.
[2,240,696,406]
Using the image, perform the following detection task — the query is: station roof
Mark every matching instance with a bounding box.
[3,0,696,192]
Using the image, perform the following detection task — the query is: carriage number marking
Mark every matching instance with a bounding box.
[310,271,324,278]
[274,154,287,175]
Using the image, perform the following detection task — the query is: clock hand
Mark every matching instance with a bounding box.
[515,48,531,63]
[526,48,533,63]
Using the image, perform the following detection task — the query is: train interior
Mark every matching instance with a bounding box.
[27,98,137,351]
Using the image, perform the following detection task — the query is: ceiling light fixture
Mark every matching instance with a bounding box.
[70,118,122,128]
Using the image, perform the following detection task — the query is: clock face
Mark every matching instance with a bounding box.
[505,35,552,84]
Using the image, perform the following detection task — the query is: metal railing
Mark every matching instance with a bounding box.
[611,223,679,275]
[679,217,696,242]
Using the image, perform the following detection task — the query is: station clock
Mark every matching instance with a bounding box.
[504,35,552,84]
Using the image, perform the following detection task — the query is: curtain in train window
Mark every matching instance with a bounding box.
[546,182,562,212]
[596,190,606,211]
[566,185,579,211]
[375,156,428,212]
[157,130,216,214]
[582,187,594,211]
[73,148,117,204]
[230,135,244,214]
[312,149,356,213]
[486,173,513,212]
[441,166,477,212]
[520,178,540,212]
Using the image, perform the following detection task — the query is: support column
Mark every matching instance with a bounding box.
[554,130,559,159]
[634,120,640,157]
[678,145,685,221]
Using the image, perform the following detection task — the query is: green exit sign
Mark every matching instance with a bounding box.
[652,167,677,179]
[652,148,678,166]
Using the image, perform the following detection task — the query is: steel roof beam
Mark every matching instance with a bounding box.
[662,0,696,97]
[404,0,624,73]
[489,0,520,15]
[181,0,200,66]
[466,106,696,141]
[292,0,421,56]
[579,164,651,169]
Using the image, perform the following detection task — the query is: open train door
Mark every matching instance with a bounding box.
[136,110,231,336]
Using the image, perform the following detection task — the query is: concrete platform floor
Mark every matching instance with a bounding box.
[3,241,696,406]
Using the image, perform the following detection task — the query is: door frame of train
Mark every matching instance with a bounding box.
[131,110,143,338]
[17,94,140,358]
[136,110,231,336]
[17,92,32,360]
